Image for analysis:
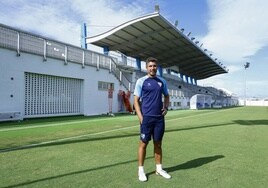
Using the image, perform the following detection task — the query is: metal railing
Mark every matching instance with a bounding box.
[0,23,132,91]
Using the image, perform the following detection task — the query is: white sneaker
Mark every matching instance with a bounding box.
[138,171,147,182]
[156,169,171,179]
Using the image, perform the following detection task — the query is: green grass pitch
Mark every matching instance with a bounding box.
[0,106,267,188]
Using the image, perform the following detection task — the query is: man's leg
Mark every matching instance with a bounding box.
[153,141,171,179]
[153,117,164,165]
[138,141,148,182]
[154,141,162,164]
[153,116,171,179]
[138,141,148,166]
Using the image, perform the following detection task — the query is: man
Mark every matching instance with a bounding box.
[133,57,171,182]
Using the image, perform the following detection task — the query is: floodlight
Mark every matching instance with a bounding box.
[243,62,250,105]
[244,62,250,69]
[155,5,160,12]
[174,20,178,27]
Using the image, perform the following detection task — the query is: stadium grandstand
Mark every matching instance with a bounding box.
[0,10,239,122]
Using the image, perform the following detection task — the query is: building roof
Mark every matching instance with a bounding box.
[86,12,228,80]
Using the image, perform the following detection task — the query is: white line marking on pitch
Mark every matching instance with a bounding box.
[0,117,135,132]
[0,109,227,152]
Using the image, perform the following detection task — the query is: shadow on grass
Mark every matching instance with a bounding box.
[233,120,268,126]
[166,122,234,133]
[166,155,224,172]
[0,122,234,153]
[147,155,224,177]
[2,155,224,188]
[2,156,153,188]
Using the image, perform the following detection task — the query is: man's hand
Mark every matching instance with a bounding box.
[161,108,168,116]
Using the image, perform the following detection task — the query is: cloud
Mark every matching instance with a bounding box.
[0,1,80,45]
[70,0,148,37]
[202,0,268,64]
[0,0,153,46]
[197,0,268,97]
[198,74,244,96]
[226,65,243,74]
[246,80,268,98]
[247,80,268,87]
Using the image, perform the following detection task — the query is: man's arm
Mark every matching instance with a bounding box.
[134,95,143,124]
[164,95,170,109]
[162,94,170,116]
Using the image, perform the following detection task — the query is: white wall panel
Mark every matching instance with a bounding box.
[0,48,123,119]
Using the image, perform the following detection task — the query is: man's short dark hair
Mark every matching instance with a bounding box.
[146,57,158,64]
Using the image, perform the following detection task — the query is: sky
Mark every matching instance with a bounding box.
[0,0,268,98]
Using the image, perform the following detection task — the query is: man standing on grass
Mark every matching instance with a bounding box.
[133,57,171,182]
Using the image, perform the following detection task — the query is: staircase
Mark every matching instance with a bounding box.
[110,57,133,92]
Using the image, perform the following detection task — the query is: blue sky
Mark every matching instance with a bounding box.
[0,0,268,98]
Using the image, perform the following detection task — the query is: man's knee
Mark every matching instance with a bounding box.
[154,141,162,148]
[139,141,148,148]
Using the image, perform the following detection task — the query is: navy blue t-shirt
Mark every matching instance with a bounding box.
[134,75,169,116]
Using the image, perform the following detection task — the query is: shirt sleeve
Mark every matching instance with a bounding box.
[134,78,142,97]
[158,77,169,96]
[163,80,169,96]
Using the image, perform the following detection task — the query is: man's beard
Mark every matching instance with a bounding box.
[149,70,156,76]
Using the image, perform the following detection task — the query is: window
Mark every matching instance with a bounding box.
[98,81,114,90]
[176,102,181,107]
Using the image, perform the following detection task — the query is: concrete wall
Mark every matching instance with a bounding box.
[239,99,268,106]
[0,48,125,119]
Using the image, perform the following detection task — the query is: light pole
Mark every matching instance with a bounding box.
[244,62,250,106]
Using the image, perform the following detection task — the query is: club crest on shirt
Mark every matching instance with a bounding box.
[158,82,162,87]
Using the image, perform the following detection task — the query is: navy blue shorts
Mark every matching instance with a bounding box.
[140,116,165,142]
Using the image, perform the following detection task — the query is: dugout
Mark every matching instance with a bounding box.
[190,94,213,109]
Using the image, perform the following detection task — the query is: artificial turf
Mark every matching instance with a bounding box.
[0,106,267,188]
